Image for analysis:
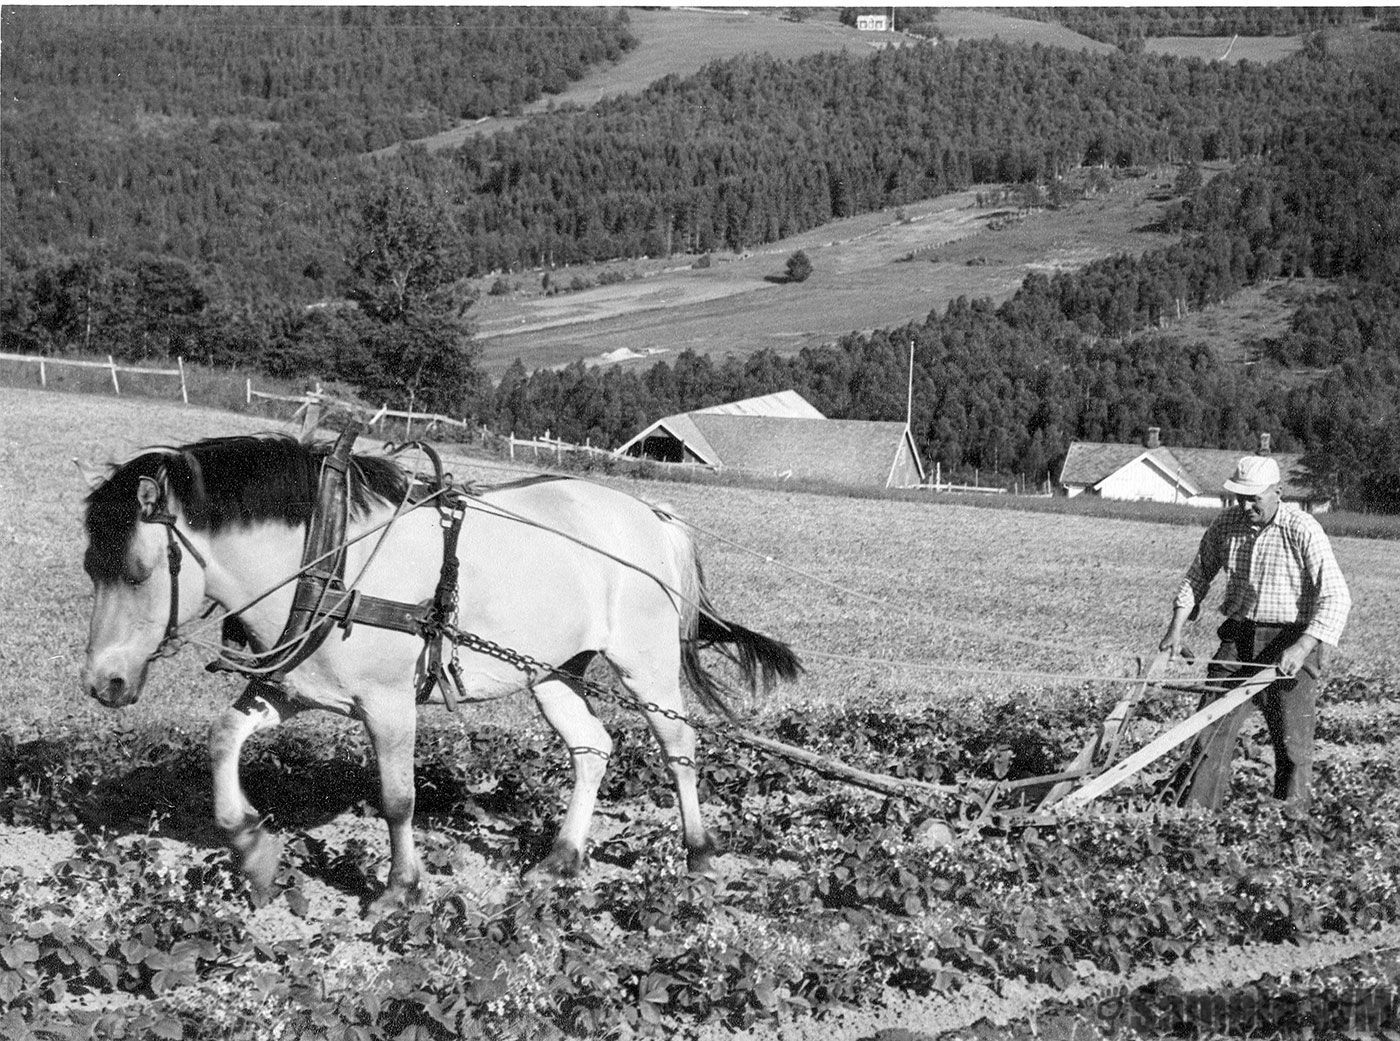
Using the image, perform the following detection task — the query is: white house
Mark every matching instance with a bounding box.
[856,14,888,32]
[1059,429,1327,511]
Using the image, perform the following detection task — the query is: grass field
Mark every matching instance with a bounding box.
[470,166,1187,375]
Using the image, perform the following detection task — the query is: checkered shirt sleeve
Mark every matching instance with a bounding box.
[1174,503,1351,646]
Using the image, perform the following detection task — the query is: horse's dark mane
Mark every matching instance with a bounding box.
[84,435,409,581]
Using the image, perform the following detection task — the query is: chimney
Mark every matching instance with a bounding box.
[1145,427,1160,449]
[1257,432,1272,455]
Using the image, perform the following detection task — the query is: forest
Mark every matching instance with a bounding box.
[2,9,1398,509]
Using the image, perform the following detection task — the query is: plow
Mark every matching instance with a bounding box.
[655,650,1284,837]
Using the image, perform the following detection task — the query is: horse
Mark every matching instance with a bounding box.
[79,433,801,910]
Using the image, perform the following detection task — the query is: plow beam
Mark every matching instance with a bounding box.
[734,728,957,801]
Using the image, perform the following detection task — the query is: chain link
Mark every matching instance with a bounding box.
[568,746,612,760]
[437,623,960,807]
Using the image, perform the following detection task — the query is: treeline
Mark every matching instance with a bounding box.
[1003,7,1376,48]
[481,100,1400,511]
[1,23,1370,304]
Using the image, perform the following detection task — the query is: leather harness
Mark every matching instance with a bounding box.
[204,423,473,710]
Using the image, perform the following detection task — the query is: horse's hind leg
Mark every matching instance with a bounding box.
[610,660,718,877]
[210,683,300,894]
[531,663,613,877]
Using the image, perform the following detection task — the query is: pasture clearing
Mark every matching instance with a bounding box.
[471,167,1184,375]
[1151,276,1333,371]
[371,8,910,158]
[4,387,1400,1039]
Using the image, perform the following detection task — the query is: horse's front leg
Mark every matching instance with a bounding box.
[210,683,299,894]
[363,700,422,912]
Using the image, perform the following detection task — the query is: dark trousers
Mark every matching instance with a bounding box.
[1170,620,1321,811]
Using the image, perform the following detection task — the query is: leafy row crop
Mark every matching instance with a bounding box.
[3,675,1399,1038]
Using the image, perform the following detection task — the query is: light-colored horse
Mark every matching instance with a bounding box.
[80,435,799,909]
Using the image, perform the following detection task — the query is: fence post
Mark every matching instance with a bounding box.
[246,378,252,405]
[177,356,188,404]
[509,433,515,462]
[108,355,120,395]
[39,359,46,388]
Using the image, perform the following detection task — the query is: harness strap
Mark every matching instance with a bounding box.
[143,502,208,660]
[210,430,474,711]
[418,492,468,710]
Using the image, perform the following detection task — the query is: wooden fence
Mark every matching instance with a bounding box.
[245,380,472,437]
[506,431,611,463]
[0,352,188,403]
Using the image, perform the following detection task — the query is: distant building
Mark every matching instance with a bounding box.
[616,390,925,490]
[1059,429,1327,511]
[856,13,889,31]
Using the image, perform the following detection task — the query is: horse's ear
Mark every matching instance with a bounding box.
[73,458,105,490]
[136,475,163,518]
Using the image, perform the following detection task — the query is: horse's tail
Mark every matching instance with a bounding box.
[660,510,803,720]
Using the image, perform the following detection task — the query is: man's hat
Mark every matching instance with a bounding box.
[1222,455,1281,496]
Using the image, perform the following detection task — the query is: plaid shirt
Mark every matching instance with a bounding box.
[1174,502,1351,646]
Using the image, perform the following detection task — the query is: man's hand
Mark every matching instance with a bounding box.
[1159,608,1190,659]
[1277,636,1319,678]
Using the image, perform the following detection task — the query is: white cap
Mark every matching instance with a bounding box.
[1222,455,1281,496]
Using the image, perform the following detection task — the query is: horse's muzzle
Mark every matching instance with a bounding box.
[81,663,144,708]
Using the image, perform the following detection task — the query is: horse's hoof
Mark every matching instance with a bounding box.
[531,839,586,880]
[685,833,721,877]
[241,830,283,895]
[369,882,421,917]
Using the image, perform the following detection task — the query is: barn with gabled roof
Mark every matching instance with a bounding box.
[616,390,925,490]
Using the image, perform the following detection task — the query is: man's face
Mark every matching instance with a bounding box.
[1237,484,1281,525]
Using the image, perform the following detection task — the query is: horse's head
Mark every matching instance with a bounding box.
[81,460,209,708]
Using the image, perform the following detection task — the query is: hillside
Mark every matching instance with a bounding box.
[4,8,1399,509]
[470,167,1188,375]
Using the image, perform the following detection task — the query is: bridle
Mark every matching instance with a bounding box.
[139,479,208,662]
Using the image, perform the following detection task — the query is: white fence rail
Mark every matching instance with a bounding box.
[1,351,187,402]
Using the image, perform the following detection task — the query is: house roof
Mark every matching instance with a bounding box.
[694,390,825,419]
[690,414,921,487]
[1060,441,1314,499]
[615,390,824,464]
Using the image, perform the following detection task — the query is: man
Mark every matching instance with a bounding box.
[1160,453,1351,810]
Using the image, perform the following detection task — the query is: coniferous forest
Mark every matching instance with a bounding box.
[3,7,1398,509]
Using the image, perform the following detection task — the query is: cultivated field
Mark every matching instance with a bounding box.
[4,387,1400,1039]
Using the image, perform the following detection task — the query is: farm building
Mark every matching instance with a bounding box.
[1059,429,1327,511]
[856,13,889,31]
[616,390,925,489]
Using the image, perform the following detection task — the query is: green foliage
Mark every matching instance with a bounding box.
[784,250,813,283]
[340,181,481,414]
[4,675,1399,1037]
